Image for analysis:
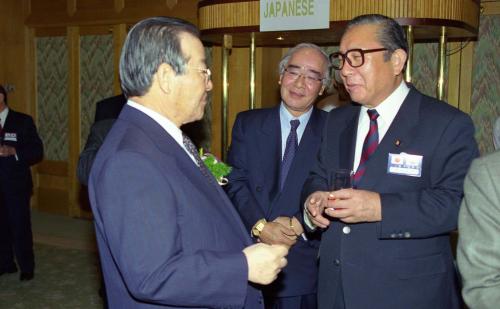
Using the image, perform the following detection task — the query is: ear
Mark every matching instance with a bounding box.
[319,85,326,96]
[278,74,283,85]
[390,49,407,76]
[156,63,175,94]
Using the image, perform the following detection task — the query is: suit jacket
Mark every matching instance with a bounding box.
[457,150,500,309]
[302,87,479,309]
[77,119,115,185]
[0,109,43,194]
[94,94,127,122]
[226,106,326,297]
[88,105,263,308]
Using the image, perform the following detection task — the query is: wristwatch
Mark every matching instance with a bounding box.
[251,219,267,237]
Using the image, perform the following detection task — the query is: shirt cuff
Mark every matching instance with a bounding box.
[303,203,317,231]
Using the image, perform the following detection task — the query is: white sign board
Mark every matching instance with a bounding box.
[260,0,330,32]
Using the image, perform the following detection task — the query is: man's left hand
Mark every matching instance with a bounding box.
[324,188,382,223]
[0,145,16,157]
[273,216,304,236]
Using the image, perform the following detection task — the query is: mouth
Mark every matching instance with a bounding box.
[288,89,305,98]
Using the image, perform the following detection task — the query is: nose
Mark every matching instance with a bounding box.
[293,74,306,87]
[340,61,354,78]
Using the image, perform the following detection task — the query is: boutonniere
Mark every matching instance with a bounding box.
[199,149,232,186]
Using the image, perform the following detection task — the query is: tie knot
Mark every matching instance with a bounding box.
[290,119,300,131]
[367,109,379,121]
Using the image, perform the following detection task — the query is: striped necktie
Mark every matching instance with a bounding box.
[280,119,300,190]
[353,109,379,187]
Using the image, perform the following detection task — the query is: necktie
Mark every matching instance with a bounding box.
[353,109,379,186]
[280,119,300,190]
[182,133,215,184]
[0,117,3,144]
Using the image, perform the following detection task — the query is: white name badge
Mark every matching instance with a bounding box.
[387,152,423,177]
[4,132,17,142]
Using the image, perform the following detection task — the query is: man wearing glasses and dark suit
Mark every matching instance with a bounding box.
[302,14,478,309]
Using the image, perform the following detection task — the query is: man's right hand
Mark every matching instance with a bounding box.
[305,191,332,228]
[259,221,297,247]
[243,243,289,285]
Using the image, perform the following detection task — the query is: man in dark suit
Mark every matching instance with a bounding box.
[94,94,126,122]
[0,84,43,281]
[302,15,479,309]
[77,94,126,186]
[226,43,330,309]
[88,16,289,308]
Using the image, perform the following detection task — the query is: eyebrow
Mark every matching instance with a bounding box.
[287,64,321,75]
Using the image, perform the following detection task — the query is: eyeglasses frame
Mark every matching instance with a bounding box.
[329,48,388,70]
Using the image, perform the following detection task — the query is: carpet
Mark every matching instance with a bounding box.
[0,243,103,309]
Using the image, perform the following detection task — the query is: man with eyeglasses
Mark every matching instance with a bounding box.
[88,16,289,308]
[226,43,331,309]
[302,14,478,309]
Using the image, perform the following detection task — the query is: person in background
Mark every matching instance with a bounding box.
[302,14,478,309]
[457,150,500,309]
[226,43,331,309]
[0,84,43,281]
[316,78,350,112]
[77,94,126,186]
[88,16,289,308]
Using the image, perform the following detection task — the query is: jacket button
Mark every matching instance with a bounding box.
[334,259,341,266]
[255,186,262,192]
[342,226,351,234]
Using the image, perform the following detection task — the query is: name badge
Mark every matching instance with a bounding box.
[4,132,17,142]
[387,152,423,177]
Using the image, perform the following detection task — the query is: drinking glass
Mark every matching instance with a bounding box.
[331,169,354,191]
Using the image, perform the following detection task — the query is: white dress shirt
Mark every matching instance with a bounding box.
[127,100,198,165]
[304,81,410,229]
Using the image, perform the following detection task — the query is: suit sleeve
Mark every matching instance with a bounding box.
[77,119,115,185]
[301,115,331,203]
[225,114,266,231]
[457,156,500,309]
[15,115,43,166]
[93,152,249,307]
[379,112,479,238]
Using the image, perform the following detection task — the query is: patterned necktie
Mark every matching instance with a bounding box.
[353,109,379,186]
[182,133,215,184]
[280,119,300,190]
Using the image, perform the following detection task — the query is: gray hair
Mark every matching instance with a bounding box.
[345,14,408,63]
[119,16,200,97]
[278,43,332,89]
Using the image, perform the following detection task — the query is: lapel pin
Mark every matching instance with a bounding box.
[395,139,401,146]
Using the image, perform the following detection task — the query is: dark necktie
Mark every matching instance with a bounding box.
[280,119,300,190]
[182,133,215,184]
[353,109,379,186]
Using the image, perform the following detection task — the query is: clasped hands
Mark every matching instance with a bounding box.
[258,216,304,247]
[0,145,15,157]
[305,188,382,228]
[243,216,302,285]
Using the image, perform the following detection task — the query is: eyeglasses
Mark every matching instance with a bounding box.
[329,48,388,70]
[283,65,324,86]
[187,67,212,83]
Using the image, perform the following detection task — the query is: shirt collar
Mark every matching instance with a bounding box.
[0,107,9,127]
[126,100,184,146]
[360,81,409,122]
[279,103,313,127]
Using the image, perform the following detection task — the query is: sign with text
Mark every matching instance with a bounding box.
[260,0,330,32]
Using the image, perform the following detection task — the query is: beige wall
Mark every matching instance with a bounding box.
[1,0,497,217]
